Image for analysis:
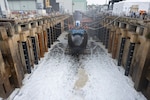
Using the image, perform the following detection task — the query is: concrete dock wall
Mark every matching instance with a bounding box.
[0,14,71,98]
[99,16,150,99]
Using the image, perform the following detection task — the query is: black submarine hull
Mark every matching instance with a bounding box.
[68,29,88,55]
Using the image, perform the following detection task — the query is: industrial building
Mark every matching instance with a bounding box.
[73,0,87,12]
[56,0,87,15]
[7,0,52,14]
[8,0,37,11]
[112,0,150,16]
[56,0,73,14]
[50,0,59,12]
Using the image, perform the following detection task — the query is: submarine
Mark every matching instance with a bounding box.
[68,28,88,55]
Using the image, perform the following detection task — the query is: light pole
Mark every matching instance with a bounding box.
[105,0,107,4]
[72,2,74,15]
[59,1,64,14]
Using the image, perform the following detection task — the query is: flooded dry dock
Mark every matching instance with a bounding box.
[0,14,150,100]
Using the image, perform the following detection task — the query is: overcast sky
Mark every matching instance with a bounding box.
[87,0,108,5]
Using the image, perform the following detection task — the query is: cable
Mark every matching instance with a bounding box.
[88,16,120,30]
[53,25,69,29]
[62,15,107,27]
[52,15,109,30]
[86,16,108,26]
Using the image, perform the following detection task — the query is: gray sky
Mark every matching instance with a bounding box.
[87,0,108,5]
